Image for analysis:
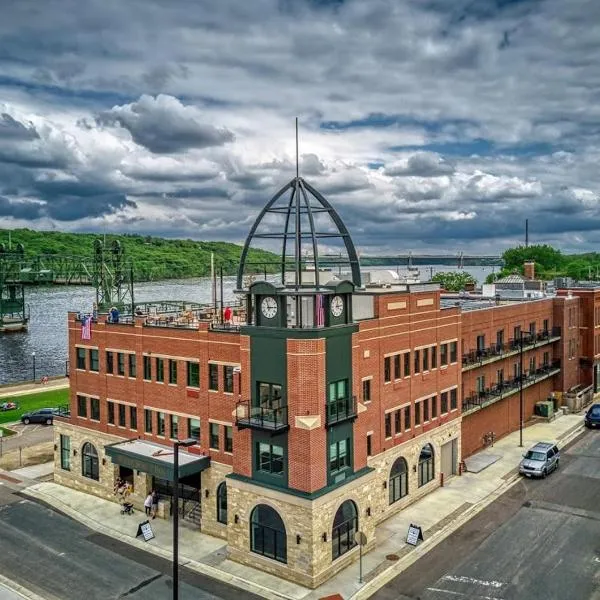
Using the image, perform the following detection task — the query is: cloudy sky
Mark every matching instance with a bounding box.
[0,0,599,255]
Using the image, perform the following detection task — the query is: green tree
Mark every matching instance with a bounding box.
[431,271,476,291]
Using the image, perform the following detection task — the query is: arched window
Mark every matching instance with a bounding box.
[332,500,358,560]
[216,482,228,524]
[418,443,435,487]
[389,457,408,504]
[250,504,287,563]
[81,442,99,481]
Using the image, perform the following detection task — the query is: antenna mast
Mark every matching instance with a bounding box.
[295,117,299,179]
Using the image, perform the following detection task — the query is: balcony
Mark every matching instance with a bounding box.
[235,401,289,433]
[462,359,561,415]
[325,396,358,426]
[462,327,561,371]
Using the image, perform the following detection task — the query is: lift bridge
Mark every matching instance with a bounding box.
[0,240,134,318]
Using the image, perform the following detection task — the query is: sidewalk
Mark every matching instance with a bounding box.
[0,378,69,400]
[22,414,584,600]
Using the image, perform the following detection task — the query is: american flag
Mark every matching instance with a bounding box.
[81,315,92,340]
[315,294,325,327]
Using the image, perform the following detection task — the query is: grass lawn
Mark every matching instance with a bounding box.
[0,388,69,425]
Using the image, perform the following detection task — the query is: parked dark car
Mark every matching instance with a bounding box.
[21,408,59,425]
[584,403,600,429]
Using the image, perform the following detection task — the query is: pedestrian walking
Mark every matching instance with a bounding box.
[144,492,153,516]
[151,489,158,519]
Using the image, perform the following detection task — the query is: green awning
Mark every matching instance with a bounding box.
[105,439,210,479]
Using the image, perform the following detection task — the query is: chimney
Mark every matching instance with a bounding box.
[524,261,535,280]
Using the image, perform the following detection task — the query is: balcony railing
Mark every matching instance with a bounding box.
[325,396,358,426]
[462,359,561,413]
[462,327,561,371]
[235,400,289,433]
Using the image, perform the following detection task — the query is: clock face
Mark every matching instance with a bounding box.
[330,295,344,317]
[261,296,278,319]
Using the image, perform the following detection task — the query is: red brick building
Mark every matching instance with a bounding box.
[52,175,589,588]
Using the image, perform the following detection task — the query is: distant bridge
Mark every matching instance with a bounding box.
[324,253,504,268]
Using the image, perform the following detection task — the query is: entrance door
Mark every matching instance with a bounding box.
[441,440,456,479]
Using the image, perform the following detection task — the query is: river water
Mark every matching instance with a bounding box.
[0,265,496,384]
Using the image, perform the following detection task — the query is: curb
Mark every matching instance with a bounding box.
[0,573,51,600]
[22,487,297,600]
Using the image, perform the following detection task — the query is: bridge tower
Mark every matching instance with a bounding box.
[458,251,464,270]
[0,242,28,332]
[92,239,134,314]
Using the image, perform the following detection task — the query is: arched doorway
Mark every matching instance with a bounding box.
[389,456,408,504]
[418,443,435,487]
[81,442,99,481]
[332,500,358,560]
[250,504,287,563]
[216,482,227,524]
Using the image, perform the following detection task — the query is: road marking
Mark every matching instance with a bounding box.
[443,575,504,588]
[427,587,504,600]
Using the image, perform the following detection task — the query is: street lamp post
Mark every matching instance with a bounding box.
[172,438,197,600]
[518,330,532,448]
[31,351,36,383]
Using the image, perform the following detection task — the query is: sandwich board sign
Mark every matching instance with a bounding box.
[136,520,155,542]
[406,523,424,546]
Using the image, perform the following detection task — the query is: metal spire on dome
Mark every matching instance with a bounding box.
[236,120,361,290]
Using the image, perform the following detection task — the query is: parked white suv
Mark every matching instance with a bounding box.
[518,442,560,479]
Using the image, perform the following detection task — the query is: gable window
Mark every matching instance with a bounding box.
[187,362,199,388]
[76,347,86,370]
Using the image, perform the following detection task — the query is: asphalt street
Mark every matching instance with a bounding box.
[0,484,261,600]
[373,429,600,600]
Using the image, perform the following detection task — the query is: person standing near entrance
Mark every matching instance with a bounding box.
[144,492,153,516]
[151,489,158,519]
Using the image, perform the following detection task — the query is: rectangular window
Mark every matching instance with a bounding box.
[529,322,536,338]
[404,351,411,377]
[130,406,137,430]
[415,402,421,425]
[441,392,448,414]
[450,341,457,363]
[89,349,99,372]
[210,423,219,449]
[145,409,153,434]
[476,335,485,352]
[106,351,114,374]
[187,362,199,388]
[385,413,392,438]
[259,382,283,408]
[496,330,504,349]
[329,439,350,473]
[170,414,179,439]
[224,366,234,393]
[543,351,549,367]
[157,412,165,436]
[257,443,284,474]
[209,364,219,390]
[129,354,136,378]
[414,349,421,374]
[225,426,233,452]
[188,418,200,441]
[77,395,87,418]
[156,358,164,383]
[143,356,151,380]
[394,354,401,379]
[431,395,438,418]
[423,347,429,372]
[384,356,391,383]
[529,356,536,373]
[118,403,126,427]
[497,368,504,386]
[60,434,70,471]
[362,379,371,402]
[394,409,401,434]
[328,379,347,402]
[90,397,100,421]
[423,397,429,422]
[450,388,458,410]
[440,344,448,366]
[514,325,521,342]
[543,319,549,334]
[117,353,125,376]
[169,359,178,384]
[366,434,372,457]
[404,405,411,430]
[76,347,86,370]
[476,375,485,394]
[431,346,437,369]
[107,401,115,425]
